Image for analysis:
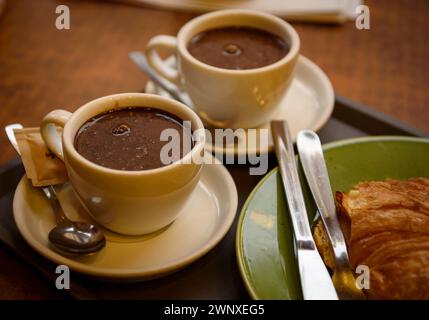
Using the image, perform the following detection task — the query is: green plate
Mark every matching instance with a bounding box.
[236,136,429,299]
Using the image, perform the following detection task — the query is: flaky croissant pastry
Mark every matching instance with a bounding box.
[314,178,429,300]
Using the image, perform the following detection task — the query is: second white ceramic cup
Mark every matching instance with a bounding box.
[145,9,300,129]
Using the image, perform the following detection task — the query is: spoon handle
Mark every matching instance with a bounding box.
[129,51,193,107]
[5,123,23,155]
[297,130,350,267]
[5,124,71,225]
[42,185,72,225]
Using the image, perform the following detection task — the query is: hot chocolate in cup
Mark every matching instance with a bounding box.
[144,9,300,129]
[40,93,205,235]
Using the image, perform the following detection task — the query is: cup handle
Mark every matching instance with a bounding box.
[40,109,72,161]
[144,35,181,87]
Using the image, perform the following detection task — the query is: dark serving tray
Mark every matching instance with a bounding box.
[0,96,428,299]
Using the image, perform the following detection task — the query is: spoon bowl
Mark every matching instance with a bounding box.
[49,222,106,255]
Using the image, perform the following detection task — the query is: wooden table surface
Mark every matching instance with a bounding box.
[0,0,428,299]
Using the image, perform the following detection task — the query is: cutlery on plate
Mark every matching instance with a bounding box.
[271,121,338,300]
[297,130,366,299]
[129,51,193,106]
[5,124,106,255]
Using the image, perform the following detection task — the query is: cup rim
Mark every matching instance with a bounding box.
[62,93,205,176]
[177,9,300,74]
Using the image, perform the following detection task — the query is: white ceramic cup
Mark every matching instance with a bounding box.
[40,93,205,235]
[144,9,300,129]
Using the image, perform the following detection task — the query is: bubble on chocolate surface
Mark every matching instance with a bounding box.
[112,124,130,136]
[223,43,242,56]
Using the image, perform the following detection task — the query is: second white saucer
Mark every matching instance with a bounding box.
[145,54,334,156]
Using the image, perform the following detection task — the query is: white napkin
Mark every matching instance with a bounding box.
[116,0,363,24]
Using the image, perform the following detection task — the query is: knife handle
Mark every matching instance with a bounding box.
[271,121,313,244]
[298,248,339,300]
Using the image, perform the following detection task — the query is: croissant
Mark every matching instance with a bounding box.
[314,178,429,299]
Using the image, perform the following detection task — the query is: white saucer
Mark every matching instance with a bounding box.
[13,155,238,281]
[145,54,334,156]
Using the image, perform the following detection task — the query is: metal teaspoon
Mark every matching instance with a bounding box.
[5,124,106,255]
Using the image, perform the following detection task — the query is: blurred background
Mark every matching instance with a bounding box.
[0,2,428,167]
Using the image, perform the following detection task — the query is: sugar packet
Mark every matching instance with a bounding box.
[14,127,68,187]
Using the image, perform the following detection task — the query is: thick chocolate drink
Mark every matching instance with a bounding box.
[187,27,289,70]
[74,107,192,171]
